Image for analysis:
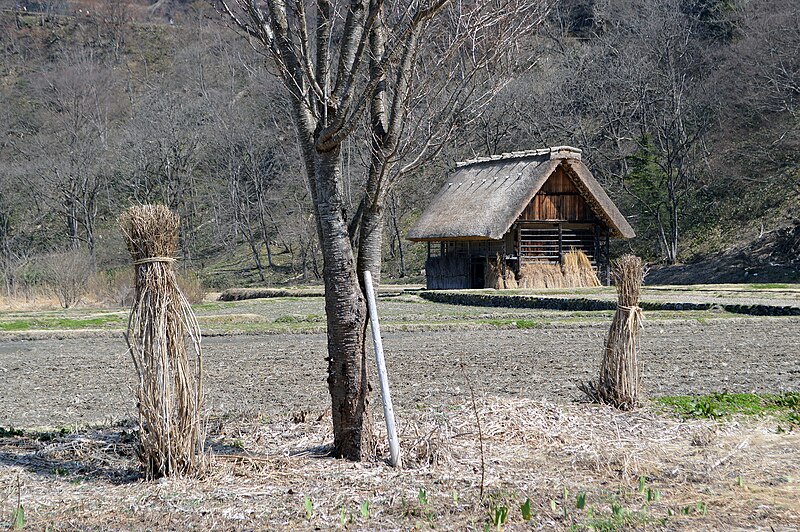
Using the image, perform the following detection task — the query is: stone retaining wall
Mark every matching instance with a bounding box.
[419,291,800,316]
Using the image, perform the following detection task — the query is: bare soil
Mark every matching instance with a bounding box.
[0,315,798,530]
[1,317,798,428]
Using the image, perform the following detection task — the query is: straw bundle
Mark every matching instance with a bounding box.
[119,205,206,478]
[581,254,644,410]
[502,266,518,289]
[485,256,518,290]
[518,262,563,289]
[562,249,601,288]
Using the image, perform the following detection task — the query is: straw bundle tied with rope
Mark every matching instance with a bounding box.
[119,205,206,478]
[580,254,645,410]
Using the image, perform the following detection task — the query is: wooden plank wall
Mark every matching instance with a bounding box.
[518,225,596,264]
[519,167,597,222]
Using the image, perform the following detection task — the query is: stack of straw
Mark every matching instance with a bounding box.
[518,262,564,289]
[562,249,601,288]
[485,256,518,289]
[518,250,600,289]
[581,254,645,409]
[119,205,205,478]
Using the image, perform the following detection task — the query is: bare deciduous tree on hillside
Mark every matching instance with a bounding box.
[29,51,117,255]
[216,0,547,460]
[505,0,715,263]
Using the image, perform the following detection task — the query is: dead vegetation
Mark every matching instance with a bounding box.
[0,398,797,529]
[582,254,645,409]
[120,205,206,478]
[517,250,601,289]
[485,256,518,290]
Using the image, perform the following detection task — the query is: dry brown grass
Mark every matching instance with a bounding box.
[119,205,206,479]
[519,262,564,288]
[562,249,601,288]
[485,257,518,290]
[0,293,62,311]
[519,250,600,289]
[1,398,798,529]
[600,255,645,409]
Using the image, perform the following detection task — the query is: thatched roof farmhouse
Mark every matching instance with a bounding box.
[407,146,635,289]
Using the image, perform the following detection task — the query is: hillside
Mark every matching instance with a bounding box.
[0,0,797,292]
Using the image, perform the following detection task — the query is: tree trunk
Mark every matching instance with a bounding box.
[357,205,384,285]
[65,198,79,250]
[245,232,265,282]
[390,193,406,277]
[315,150,374,460]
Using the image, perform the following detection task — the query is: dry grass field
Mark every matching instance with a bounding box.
[0,286,799,530]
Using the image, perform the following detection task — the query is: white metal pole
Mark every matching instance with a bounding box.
[363,270,401,468]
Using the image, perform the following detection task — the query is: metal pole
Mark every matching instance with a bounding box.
[363,271,401,468]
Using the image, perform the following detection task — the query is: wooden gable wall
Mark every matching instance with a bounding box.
[518,166,598,222]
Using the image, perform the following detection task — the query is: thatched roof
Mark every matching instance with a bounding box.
[407,147,635,241]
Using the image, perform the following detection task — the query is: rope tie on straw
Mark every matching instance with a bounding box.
[617,305,645,346]
[133,257,177,265]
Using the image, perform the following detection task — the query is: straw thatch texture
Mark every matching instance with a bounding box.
[518,250,598,289]
[582,254,644,410]
[503,266,518,289]
[407,148,635,242]
[119,205,205,478]
[562,249,601,288]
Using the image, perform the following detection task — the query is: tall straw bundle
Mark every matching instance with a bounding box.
[485,258,502,290]
[503,265,518,289]
[119,205,205,478]
[485,256,518,290]
[581,254,644,409]
[562,249,601,288]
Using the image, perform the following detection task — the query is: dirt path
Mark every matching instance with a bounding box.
[1,317,798,429]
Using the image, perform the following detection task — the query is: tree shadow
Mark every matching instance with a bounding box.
[0,423,141,485]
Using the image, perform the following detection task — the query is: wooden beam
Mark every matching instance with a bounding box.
[558,223,563,265]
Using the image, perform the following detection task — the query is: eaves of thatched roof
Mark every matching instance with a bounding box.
[407,147,635,241]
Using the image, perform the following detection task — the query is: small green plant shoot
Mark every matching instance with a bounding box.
[520,498,532,521]
[576,492,586,510]
[360,500,370,520]
[418,487,428,506]
[490,505,508,531]
[11,505,24,531]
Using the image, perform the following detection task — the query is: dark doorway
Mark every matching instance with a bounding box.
[470,260,485,289]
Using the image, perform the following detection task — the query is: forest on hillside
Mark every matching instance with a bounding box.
[0,0,798,298]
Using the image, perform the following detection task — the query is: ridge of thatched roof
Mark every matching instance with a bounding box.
[407,147,635,241]
[454,146,582,168]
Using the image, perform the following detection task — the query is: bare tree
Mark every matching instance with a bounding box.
[502,0,715,264]
[27,50,117,255]
[217,0,546,460]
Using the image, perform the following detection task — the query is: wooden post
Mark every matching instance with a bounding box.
[558,223,563,265]
[363,271,401,468]
[594,226,600,271]
[604,231,611,285]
